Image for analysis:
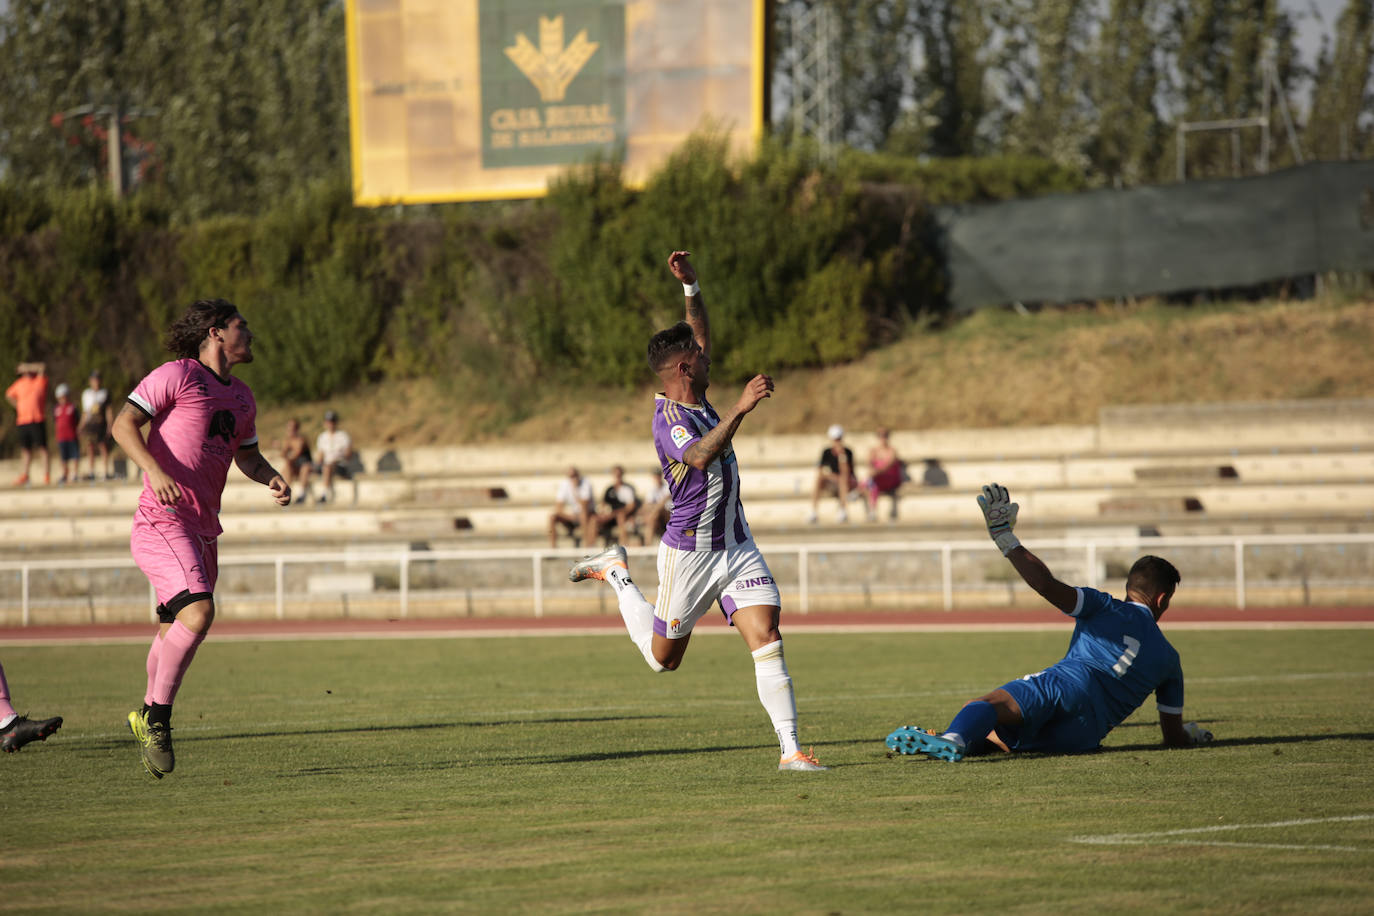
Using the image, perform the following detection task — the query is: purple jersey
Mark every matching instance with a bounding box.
[127,359,258,537]
[652,394,752,551]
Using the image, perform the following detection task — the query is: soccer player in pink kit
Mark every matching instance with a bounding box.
[112,299,291,779]
[569,252,827,772]
[0,659,62,752]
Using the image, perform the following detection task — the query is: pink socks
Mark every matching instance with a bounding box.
[147,620,208,707]
[0,661,16,724]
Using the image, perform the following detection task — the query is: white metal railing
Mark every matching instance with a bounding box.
[2,533,1373,626]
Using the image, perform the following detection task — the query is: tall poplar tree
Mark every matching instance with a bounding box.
[995,0,1095,170]
[1086,0,1169,185]
[1304,0,1374,160]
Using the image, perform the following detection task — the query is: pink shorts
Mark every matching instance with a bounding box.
[130,507,218,620]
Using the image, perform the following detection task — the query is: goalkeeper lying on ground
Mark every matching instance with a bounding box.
[887,483,1214,760]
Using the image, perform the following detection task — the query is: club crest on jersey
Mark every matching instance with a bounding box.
[207,409,238,443]
[670,424,692,448]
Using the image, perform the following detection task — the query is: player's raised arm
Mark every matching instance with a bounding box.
[667,250,708,359]
[681,373,774,471]
[977,483,1078,614]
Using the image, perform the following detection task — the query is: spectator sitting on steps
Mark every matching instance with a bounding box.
[280,418,314,503]
[596,464,643,545]
[864,426,907,521]
[549,466,596,547]
[808,424,858,524]
[315,410,353,504]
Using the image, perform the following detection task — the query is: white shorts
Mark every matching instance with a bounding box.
[654,537,781,639]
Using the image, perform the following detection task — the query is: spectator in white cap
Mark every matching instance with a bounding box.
[808,423,859,523]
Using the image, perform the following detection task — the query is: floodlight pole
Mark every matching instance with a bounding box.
[780,0,842,156]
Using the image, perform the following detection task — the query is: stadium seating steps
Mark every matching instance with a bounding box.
[3,399,1372,556]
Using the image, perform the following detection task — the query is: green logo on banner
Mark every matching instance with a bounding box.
[480,2,626,168]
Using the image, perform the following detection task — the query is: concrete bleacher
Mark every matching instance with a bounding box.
[2,398,1372,554]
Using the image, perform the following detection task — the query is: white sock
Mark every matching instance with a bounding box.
[606,566,667,673]
[0,713,15,730]
[940,731,968,751]
[752,640,799,756]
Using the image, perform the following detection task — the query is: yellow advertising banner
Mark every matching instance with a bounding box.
[346,0,767,205]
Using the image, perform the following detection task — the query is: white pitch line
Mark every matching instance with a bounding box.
[1190,671,1374,685]
[1079,839,1361,852]
[1070,814,1374,853]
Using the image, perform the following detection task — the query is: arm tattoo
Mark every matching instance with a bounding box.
[236,448,278,485]
[118,402,150,427]
[685,292,709,356]
[682,409,745,469]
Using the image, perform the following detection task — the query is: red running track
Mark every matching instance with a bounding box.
[1,606,1371,644]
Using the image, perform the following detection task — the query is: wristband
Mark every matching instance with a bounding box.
[992,531,1020,556]
[683,281,699,297]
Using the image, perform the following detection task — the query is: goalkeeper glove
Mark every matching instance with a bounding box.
[1183,721,1214,745]
[978,483,1022,554]
[977,483,1020,555]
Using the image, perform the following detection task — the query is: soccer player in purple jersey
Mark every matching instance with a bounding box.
[569,251,827,772]
[887,483,1214,761]
[112,299,292,779]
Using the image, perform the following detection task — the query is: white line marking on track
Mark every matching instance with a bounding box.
[1070,814,1374,853]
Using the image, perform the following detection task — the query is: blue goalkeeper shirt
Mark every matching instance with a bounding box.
[1064,587,1184,725]
[1001,587,1184,752]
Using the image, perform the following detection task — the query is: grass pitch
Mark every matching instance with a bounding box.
[2,627,1371,913]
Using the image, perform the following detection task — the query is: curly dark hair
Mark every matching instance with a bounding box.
[164,299,240,359]
[646,321,697,374]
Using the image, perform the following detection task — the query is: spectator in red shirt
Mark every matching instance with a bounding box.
[5,361,50,486]
[53,383,80,484]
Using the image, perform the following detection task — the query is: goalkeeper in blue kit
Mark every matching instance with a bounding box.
[888,483,1214,760]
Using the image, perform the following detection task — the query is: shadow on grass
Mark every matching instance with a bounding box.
[272,743,785,775]
[1103,731,1374,753]
[276,735,882,774]
[77,714,670,752]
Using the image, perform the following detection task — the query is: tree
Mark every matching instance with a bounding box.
[0,0,349,218]
[1304,0,1374,160]
[892,0,994,158]
[1166,0,1304,179]
[994,0,1096,171]
[1085,0,1170,186]
[830,0,921,150]
[0,2,136,188]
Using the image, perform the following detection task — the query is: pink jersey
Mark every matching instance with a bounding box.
[128,358,258,536]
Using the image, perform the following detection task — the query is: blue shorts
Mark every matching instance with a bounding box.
[996,665,1107,754]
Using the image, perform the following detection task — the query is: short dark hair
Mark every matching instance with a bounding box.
[1126,555,1181,597]
[164,299,240,359]
[646,322,697,374]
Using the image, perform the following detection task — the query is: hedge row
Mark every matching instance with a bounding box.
[0,141,1080,435]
